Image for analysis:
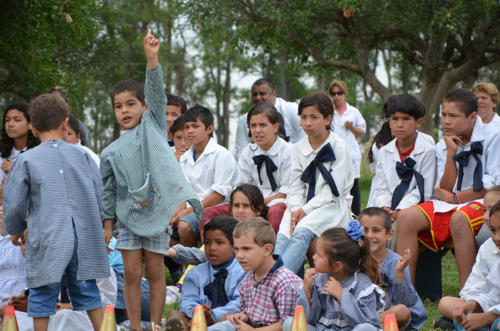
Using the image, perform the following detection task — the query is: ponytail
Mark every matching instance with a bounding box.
[359,236,380,284]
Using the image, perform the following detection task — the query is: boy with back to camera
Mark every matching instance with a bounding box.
[396,88,500,288]
[359,207,427,330]
[3,94,109,331]
[208,217,303,331]
[100,30,203,331]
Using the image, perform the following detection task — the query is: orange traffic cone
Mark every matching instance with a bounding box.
[383,313,399,331]
[290,305,307,331]
[191,305,207,331]
[99,305,117,331]
[1,306,19,331]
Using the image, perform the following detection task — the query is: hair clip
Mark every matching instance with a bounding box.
[347,221,363,241]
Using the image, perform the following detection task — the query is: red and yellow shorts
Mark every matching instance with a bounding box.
[416,201,484,252]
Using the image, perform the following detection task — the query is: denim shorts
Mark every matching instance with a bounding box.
[116,226,170,255]
[27,232,102,318]
[171,212,201,240]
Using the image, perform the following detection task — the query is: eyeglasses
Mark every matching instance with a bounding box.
[329,91,344,97]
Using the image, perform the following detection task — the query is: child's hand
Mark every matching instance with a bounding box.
[433,187,456,204]
[395,248,411,283]
[226,313,248,325]
[290,208,306,235]
[235,319,254,331]
[459,313,490,331]
[174,149,187,161]
[10,233,25,247]
[144,28,160,69]
[323,276,343,303]
[453,300,477,321]
[344,121,353,129]
[170,202,187,226]
[444,135,461,156]
[1,160,12,175]
[304,268,317,295]
[103,220,113,252]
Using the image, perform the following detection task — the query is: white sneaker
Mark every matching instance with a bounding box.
[165,285,181,304]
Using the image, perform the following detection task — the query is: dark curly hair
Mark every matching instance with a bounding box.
[1,103,40,158]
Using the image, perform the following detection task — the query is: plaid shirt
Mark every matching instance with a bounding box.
[239,256,303,327]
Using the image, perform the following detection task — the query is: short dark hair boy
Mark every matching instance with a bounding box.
[443,88,477,116]
[29,94,70,132]
[385,93,426,119]
[184,105,214,137]
[167,93,188,114]
[109,79,145,107]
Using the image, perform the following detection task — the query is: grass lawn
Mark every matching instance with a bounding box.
[163,174,461,330]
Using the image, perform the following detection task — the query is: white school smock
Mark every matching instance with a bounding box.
[278,132,354,238]
[482,113,500,139]
[332,103,366,178]
[459,238,500,302]
[234,97,305,159]
[368,132,436,210]
[432,118,500,213]
[180,137,238,201]
[237,137,292,206]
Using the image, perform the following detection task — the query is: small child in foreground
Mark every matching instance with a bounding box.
[359,207,427,329]
[209,218,302,331]
[4,94,109,331]
[283,222,386,331]
[166,217,245,329]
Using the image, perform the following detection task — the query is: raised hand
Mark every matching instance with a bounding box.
[144,28,160,69]
[395,248,411,283]
[443,135,461,156]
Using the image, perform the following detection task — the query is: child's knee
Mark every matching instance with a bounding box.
[449,212,470,234]
[393,305,411,325]
[438,296,464,316]
[178,220,194,237]
[123,269,143,285]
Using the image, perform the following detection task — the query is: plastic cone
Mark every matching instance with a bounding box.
[1,306,19,331]
[290,305,307,331]
[99,305,117,331]
[383,313,399,331]
[191,305,207,331]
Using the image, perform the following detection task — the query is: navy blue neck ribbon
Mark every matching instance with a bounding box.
[203,268,229,308]
[300,143,339,202]
[453,141,483,191]
[253,155,278,192]
[391,157,425,210]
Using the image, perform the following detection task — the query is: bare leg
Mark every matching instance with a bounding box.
[87,307,104,330]
[33,317,50,331]
[380,305,411,328]
[396,206,430,284]
[178,221,198,247]
[449,212,477,289]
[121,249,144,331]
[438,296,466,319]
[145,250,166,325]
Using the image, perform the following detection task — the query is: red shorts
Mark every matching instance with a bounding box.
[417,201,484,252]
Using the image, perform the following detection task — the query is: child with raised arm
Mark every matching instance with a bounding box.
[283,222,386,331]
[274,92,353,273]
[359,207,427,329]
[209,218,303,331]
[100,30,202,330]
[3,94,109,331]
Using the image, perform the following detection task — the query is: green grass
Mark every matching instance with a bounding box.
[162,171,461,329]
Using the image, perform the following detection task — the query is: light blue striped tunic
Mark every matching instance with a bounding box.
[100,65,203,237]
[3,141,110,288]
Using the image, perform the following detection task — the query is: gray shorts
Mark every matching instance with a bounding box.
[115,226,170,255]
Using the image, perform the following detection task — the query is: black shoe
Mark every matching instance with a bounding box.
[164,257,184,284]
[164,317,186,331]
[433,317,454,330]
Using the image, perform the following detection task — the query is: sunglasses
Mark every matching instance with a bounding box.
[329,91,344,96]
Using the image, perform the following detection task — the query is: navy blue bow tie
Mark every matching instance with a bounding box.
[253,155,278,192]
[453,142,483,191]
[391,157,425,210]
[203,268,229,308]
[300,143,339,202]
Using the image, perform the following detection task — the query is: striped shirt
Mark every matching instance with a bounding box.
[4,141,110,288]
[239,256,302,327]
[100,65,203,237]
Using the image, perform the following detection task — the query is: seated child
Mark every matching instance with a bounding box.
[166,217,245,329]
[359,207,427,329]
[100,30,203,331]
[275,92,354,273]
[435,186,500,330]
[170,115,191,161]
[208,218,303,330]
[3,93,109,331]
[368,94,436,222]
[173,105,238,247]
[283,222,386,331]
[396,88,500,287]
[166,93,187,147]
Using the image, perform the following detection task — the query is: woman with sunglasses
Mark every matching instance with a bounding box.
[328,80,366,216]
